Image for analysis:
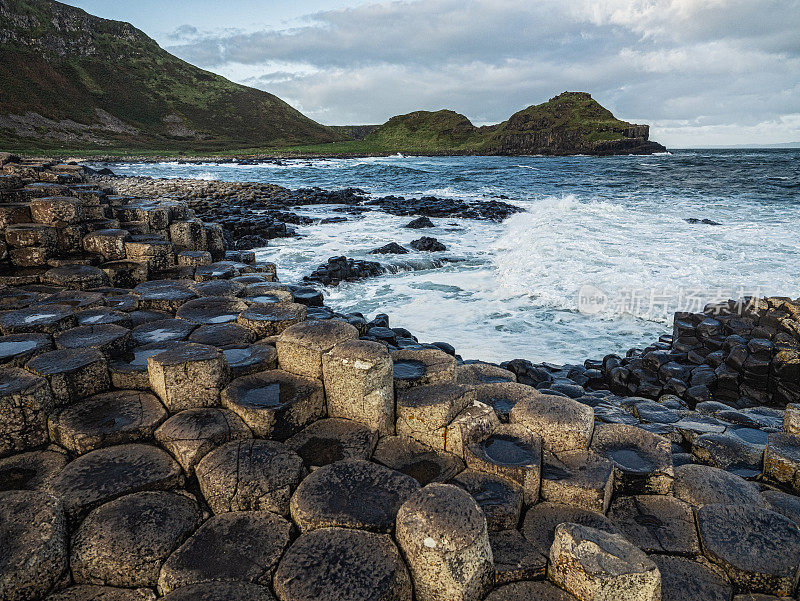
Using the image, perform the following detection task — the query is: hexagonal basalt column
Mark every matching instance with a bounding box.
[101,260,149,288]
[70,491,202,588]
[290,458,419,533]
[110,341,183,390]
[548,523,661,601]
[465,423,542,505]
[540,450,614,513]
[148,342,230,412]
[221,369,325,440]
[373,435,465,486]
[195,439,305,515]
[0,332,52,367]
[396,384,475,450]
[395,483,494,601]
[154,407,252,475]
[450,469,524,532]
[764,432,800,493]
[444,401,500,458]
[175,296,249,325]
[45,443,184,523]
[0,303,75,335]
[276,319,359,380]
[54,324,132,357]
[509,393,594,453]
[43,265,109,290]
[48,390,167,455]
[591,423,674,495]
[285,417,378,468]
[177,250,212,267]
[83,229,129,261]
[157,510,292,595]
[473,382,541,423]
[26,348,110,405]
[29,195,84,224]
[274,527,411,601]
[0,490,68,601]
[237,302,307,338]
[134,280,196,313]
[222,344,278,378]
[0,367,55,457]
[521,502,622,558]
[125,236,175,272]
[697,503,800,596]
[391,348,456,390]
[169,220,206,251]
[322,339,394,434]
[456,362,516,386]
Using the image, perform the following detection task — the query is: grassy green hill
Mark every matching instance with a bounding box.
[285,92,666,156]
[0,0,343,152]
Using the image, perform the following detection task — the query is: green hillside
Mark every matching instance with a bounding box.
[0,0,344,152]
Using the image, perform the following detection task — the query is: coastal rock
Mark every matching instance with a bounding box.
[369,242,409,255]
[0,490,68,601]
[289,458,419,532]
[71,491,202,588]
[273,527,411,601]
[395,483,493,601]
[409,236,446,252]
[697,503,800,595]
[195,439,305,515]
[157,510,292,595]
[404,216,435,228]
[548,522,661,601]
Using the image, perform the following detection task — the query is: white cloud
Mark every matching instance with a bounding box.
[165,0,800,145]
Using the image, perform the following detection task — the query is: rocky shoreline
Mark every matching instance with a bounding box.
[1,153,800,601]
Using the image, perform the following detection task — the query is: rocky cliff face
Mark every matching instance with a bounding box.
[362,92,666,156]
[0,0,343,151]
[483,92,666,155]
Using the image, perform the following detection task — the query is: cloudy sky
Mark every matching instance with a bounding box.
[64,0,800,147]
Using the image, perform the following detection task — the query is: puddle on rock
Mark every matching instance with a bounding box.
[239,381,295,408]
[298,436,345,466]
[482,434,537,466]
[393,360,427,381]
[607,448,655,473]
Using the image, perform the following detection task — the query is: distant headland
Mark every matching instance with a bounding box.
[0,0,665,157]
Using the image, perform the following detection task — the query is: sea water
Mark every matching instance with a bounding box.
[98,150,800,364]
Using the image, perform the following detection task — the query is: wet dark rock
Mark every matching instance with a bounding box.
[409,236,446,252]
[369,242,408,255]
[651,555,731,601]
[521,501,622,557]
[489,529,546,585]
[0,449,67,491]
[303,256,384,286]
[48,390,167,454]
[686,218,722,225]
[284,418,378,468]
[372,435,464,485]
[154,407,252,475]
[450,468,524,531]
[404,216,435,228]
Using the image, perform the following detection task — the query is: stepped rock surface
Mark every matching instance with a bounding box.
[0,155,797,601]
